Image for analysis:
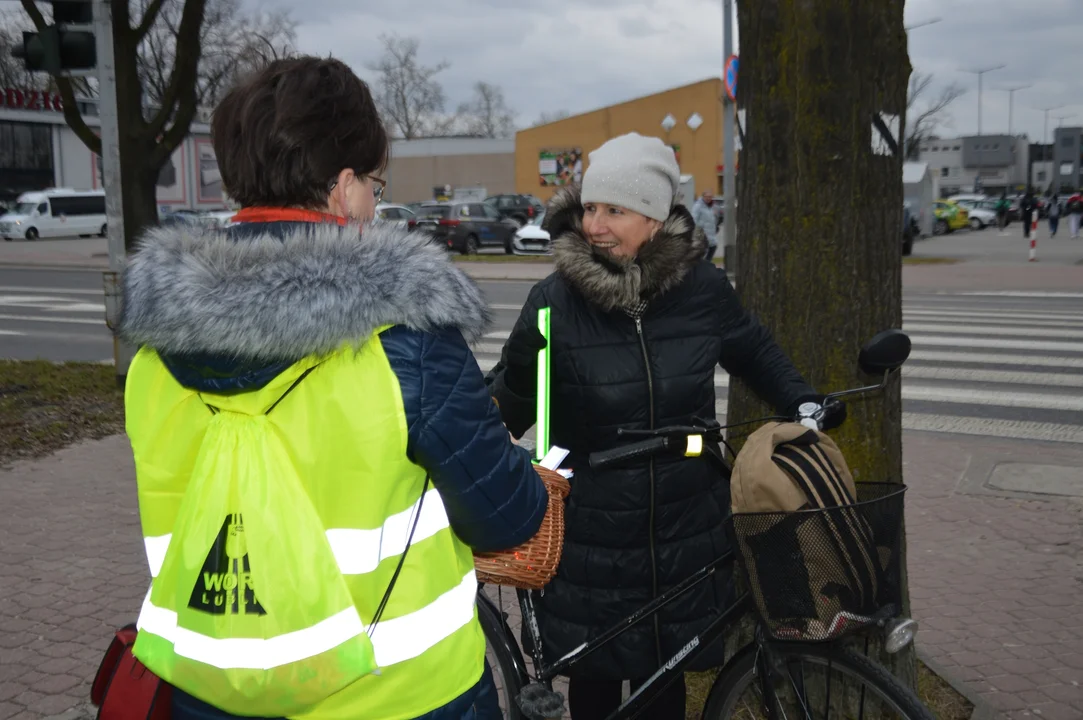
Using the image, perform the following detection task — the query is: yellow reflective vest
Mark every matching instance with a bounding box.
[126,332,485,720]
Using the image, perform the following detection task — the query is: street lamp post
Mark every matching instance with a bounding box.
[1001,84,1031,136]
[1038,105,1065,146]
[962,64,1006,137]
[904,17,942,31]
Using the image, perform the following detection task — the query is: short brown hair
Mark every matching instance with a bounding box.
[211,56,389,209]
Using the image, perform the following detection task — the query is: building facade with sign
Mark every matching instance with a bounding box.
[916,135,1029,196]
[1051,126,1083,193]
[514,78,730,203]
[0,88,228,212]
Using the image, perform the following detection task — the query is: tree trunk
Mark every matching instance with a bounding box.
[730,0,914,685]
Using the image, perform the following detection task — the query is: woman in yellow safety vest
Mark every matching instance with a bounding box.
[120,55,547,720]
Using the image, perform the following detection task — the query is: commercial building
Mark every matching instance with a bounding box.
[916,135,1029,196]
[1030,142,1054,191]
[1051,127,1083,192]
[514,78,730,203]
[384,137,515,204]
[1,86,515,211]
[0,87,227,211]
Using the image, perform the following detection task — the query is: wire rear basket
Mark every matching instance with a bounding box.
[730,482,907,642]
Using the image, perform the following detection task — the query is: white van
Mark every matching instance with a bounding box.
[0,189,107,241]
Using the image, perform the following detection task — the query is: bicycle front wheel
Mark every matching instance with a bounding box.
[478,592,525,719]
[703,642,935,720]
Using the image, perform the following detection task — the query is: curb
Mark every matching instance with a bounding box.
[0,260,109,271]
[917,648,1002,720]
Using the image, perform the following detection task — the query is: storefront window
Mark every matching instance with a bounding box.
[0,121,52,170]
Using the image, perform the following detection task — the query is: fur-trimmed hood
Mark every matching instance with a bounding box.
[543,185,706,312]
[119,220,491,361]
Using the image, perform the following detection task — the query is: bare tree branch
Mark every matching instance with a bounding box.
[369,34,452,139]
[135,0,168,41]
[905,72,965,160]
[458,81,516,138]
[150,0,208,162]
[534,109,571,126]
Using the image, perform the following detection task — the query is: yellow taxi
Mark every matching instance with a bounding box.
[933,200,970,235]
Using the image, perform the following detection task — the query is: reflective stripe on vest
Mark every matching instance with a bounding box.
[135,569,477,670]
[143,488,451,579]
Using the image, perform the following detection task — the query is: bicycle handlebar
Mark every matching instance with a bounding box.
[588,436,671,470]
[588,380,880,471]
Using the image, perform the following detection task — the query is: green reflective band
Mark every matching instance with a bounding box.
[536,306,552,460]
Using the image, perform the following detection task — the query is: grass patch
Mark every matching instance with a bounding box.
[451,254,554,263]
[684,660,972,719]
[0,360,124,467]
[903,257,961,265]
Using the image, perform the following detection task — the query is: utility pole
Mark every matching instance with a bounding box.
[962,64,1006,137]
[1001,84,1031,136]
[93,0,131,387]
[721,0,737,275]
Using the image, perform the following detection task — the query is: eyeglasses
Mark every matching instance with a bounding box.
[328,173,387,202]
[369,175,386,202]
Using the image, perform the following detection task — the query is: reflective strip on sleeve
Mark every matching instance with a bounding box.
[324,489,451,574]
[136,569,477,670]
[142,489,451,580]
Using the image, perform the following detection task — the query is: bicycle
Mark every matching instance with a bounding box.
[477,329,935,720]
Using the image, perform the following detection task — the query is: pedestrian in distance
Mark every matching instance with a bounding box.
[486,132,845,720]
[995,191,1011,235]
[1048,193,1061,238]
[1021,188,1037,240]
[118,55,546,720]
[692,190,719,261]
[1067,191,1083,239]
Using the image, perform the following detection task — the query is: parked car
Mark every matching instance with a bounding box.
[933,200,969,235]
[952,199,997,230]
[407,201,518,254]
[374,202,415,229]
[1,189,106,241]
[484,194,544,227]
[512,210,551,255]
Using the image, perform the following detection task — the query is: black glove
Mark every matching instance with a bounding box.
[502,324,547,397]
[818,397,847,431]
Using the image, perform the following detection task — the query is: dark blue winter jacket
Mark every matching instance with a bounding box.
[119,218,545,720]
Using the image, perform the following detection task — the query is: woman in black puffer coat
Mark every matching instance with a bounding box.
[487,133,841,720]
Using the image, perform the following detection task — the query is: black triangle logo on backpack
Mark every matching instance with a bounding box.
[188,513,267,616]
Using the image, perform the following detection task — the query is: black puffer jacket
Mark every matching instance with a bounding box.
[487,187,819,680]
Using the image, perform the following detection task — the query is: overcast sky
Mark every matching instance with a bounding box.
[287,0,1082,143]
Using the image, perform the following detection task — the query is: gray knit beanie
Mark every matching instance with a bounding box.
[580,133,681,222]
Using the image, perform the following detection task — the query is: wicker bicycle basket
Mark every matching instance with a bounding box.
[474,466,571,590]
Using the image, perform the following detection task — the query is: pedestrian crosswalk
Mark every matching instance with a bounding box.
[474,293,1083,445]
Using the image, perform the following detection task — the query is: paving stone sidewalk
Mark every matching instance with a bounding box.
[0,430,1081,719]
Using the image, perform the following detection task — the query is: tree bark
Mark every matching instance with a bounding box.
[731,0,914,685]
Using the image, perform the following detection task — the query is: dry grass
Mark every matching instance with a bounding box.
[0,360,124,467]
[684,660,972,719]
[903,257,962,265]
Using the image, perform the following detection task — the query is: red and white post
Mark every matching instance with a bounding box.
[1029,218,1039,261]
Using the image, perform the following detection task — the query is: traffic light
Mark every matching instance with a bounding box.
[11,1,96,75]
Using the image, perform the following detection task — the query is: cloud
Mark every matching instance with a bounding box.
[282,0,1080,142]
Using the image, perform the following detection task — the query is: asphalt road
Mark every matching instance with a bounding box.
[3,267,1083,445]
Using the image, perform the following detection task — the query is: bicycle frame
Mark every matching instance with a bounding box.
[481,548,762,720]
